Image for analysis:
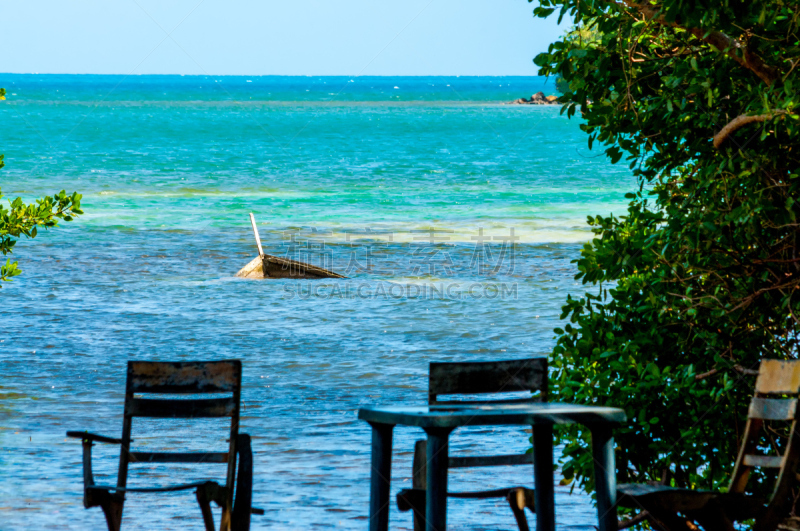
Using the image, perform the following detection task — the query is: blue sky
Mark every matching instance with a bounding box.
[0,0,563,75]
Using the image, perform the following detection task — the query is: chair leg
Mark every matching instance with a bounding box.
[99,494,124,531]
[506,488,535,531]
[397,489,426,531]
[219,506,231,531]
[197,488,216,531]
[231,433,254,531]
[411,439,427,531]
[506,489,530,531]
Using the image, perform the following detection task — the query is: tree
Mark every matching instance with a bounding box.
[531,0,800,516]
[0,87,83,284]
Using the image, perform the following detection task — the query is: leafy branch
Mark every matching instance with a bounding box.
[0,88,84,284]
[0,186,83,283]
[531,0,800,518]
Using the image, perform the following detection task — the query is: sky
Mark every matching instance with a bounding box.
[0,0,564,76]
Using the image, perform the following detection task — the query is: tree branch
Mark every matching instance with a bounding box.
[734,364,760,376]
[621,1,780,85]
[695,364,759,380]
[695,368,719,380]
[713,111,786,149]
[618,510,649,529]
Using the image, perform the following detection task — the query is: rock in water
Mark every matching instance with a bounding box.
[504,92,558,105]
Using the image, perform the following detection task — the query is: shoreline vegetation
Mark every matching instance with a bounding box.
[534,0,800,524]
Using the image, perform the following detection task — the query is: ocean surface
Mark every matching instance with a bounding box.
[0,75,633,530]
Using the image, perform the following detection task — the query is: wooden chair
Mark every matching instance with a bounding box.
[66,360,262,531]
[617,359,800,531]
[396,358,548,531]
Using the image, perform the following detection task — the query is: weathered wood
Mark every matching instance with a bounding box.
[760,425,800,531]
[448,453,533,468]
[432,397,545,406]
[128,452,228,464]
[756,360,800,395]
[367,401,623,531]
[125,397,236,418]
[449,487,533,499]
[81,440,97,504]
[411,439,427,531]
[397,358,549,531]
[399,484,536,521]
[591,425,618,531]
[196,481,226,531]
[67,360,255,531]
[507,487,535,511]
[400,483,535,531]
[413,440,427,489]
[532,424,555,531]
[128,360,240,394]
[99,495,124,531]
[231,434,254,531]
[89,481,216,493]
[396,488,426,515]
[617,484,718,512]
[197,487,216,531]
[425,427,452,531]
[359,403,625,428]
[617,483,767,526]
[67,431,122,444]
[620,359,800,531]
[235,254,347,279]
[506,488,535,531]
[428,358,547,404]
[729,418,762,494]
[117,394,133,494]
[223,369,242,531]
[368,422,394,531]
[749,398,798,420]
[743,454,785,468]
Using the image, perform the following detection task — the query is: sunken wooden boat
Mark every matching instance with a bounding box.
[235,253,346,279]
[236,214,346,279]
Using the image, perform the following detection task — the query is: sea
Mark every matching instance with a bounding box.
[0,75,634,530]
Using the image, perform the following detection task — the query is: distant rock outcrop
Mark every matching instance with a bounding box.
[506,91,559,105]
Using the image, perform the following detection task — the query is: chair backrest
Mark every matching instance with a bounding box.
[428,358,548,405]
[117,361,242,503]
[729,360,800,528]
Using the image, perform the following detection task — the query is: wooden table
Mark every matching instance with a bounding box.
[358,403,626,531]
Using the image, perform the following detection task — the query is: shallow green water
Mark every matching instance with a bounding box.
[0,75,633,530]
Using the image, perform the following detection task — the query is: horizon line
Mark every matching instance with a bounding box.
[0,72,546,78]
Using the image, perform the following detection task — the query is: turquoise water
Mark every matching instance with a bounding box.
[0,75,633,530]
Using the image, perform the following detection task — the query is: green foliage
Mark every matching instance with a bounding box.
[0,88,83,284]
[531,0,800,507]
[554,27,601,95]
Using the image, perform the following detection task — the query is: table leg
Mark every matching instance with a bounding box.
[591,425,617,531]
[368,422,395,531]
[424,427,453,531]
[532,423,555,531]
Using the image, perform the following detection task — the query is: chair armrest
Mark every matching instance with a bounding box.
[67,432,125,509]
[66,431,123,444]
